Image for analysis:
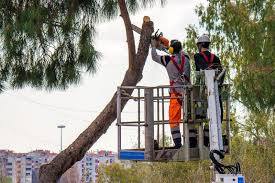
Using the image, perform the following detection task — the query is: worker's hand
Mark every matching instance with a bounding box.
[151,39,160,48]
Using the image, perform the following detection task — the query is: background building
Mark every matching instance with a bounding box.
[0,149,117,183]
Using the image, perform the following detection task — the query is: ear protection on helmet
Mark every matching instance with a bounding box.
[168,47,174,54]
[169,39,180,54]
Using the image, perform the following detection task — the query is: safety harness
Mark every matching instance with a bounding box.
[200,51,215,68]
[169,55,190,104]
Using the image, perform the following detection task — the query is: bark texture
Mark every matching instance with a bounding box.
[39,2,154,182]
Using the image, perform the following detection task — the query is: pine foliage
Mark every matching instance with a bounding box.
[0,0,165,91]
[0,1,100,90]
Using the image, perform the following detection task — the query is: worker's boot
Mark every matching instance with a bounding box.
[171,126,182,149]
[173,138,182,149]
[204,128,209,147]
[154,140,159,150]
[222,135,229,146]
[189,128,197,148]
[222,135,229,153]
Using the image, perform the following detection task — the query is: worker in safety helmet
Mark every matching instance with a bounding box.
[151,39,191,149]
[194,34,223,72]
[194,34,224,147]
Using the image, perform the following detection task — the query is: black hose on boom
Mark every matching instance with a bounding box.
[210,150,241,174]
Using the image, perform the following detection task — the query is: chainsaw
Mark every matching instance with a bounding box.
[131,24,170,54]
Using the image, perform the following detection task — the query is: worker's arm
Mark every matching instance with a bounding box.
[151,46,170,67]
[214,55,223,71]
[214,56,225,84]
[194,53,205,71]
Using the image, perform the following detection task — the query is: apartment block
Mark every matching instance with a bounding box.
[0,150,117,183]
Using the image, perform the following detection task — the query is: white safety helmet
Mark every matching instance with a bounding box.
[197,34,211,44]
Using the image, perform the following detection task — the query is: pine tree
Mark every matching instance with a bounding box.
[0,0,164,181]
[0,0,100,90]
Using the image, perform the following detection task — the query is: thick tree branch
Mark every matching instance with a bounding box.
[118,0,136,69]
[39,19,154,183]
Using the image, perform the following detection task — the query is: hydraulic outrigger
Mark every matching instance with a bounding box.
[116,70,245,183]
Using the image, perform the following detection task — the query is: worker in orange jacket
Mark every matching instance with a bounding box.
[151,39,192,148]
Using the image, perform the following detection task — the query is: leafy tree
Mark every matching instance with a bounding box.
[0,0,100,90]
[0,0,165,182]
[185,0,275,113]
[183,2,275,181]
[242,111,275,145]
[229,136,275,182]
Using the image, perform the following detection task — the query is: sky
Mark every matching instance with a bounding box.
[0,0,208,153]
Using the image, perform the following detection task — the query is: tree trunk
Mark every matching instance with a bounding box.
[39,2,154,182]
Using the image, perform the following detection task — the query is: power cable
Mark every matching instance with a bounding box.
[4,92,138,114]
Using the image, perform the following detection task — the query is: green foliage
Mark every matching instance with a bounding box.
[159,134,173,147]
[6,177,12,183]
[229,136,275,183]
[0,0,165,91]
[98,110,275,182]
[0,0,100,90]
[242,111,275,144]
[184,4,275,182]
[98,137,275,183]
[0,176,12,183]
[101,0,119,20]
[228,110,275,182]
[185,0,275,113]
[97,161,211,183]
[97,163,141,183]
